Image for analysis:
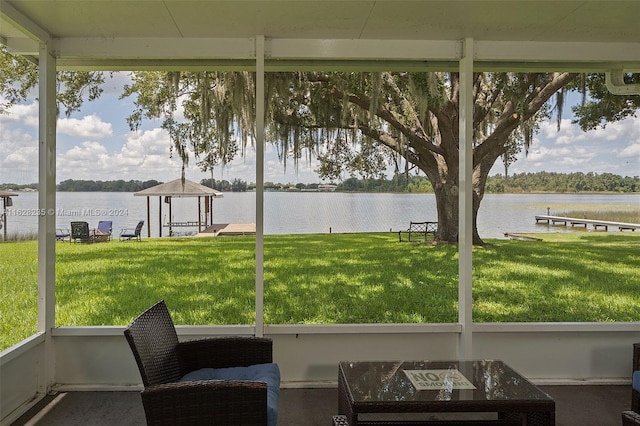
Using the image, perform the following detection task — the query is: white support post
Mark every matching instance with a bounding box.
[255,35,265,337]
[458,38,474,360]
[37,42,57,393]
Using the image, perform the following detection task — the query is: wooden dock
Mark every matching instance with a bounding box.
[534,215,640,231]
[504,233,543,241]
[196,223,256,237]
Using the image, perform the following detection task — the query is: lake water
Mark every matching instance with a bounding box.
[3,192,639,239]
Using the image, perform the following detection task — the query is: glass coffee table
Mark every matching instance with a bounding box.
[334,360,555,426]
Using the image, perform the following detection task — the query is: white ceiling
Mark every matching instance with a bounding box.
[3,0,640,42]
[1,1,639,71]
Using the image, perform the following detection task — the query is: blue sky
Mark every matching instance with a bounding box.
[1,72,639,185]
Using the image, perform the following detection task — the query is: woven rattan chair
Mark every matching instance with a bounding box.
[124,300,279,426]
[623,343,640,425]
[624,411,640,426]
[70,221,92,243]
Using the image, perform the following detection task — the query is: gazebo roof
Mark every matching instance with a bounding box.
[133,179,223,198]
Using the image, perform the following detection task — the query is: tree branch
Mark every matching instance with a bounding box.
[474,72,578,163]
[328,85,446,157]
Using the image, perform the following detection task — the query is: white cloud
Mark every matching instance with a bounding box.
[619,142,640,159]
[0,102,39,127]
[65,141,108,161]
[56,133,183,182]
[57,142,111,181]
[120,128,170,158]
[587,118,639,143]
[540,119,586,145]
[525,145,596,166]
[617,141,640,176]
[57,114,112,139]
[539,115,640,148]
[0,126,39,183]
[107,128,187,181]
[504,113,640,176]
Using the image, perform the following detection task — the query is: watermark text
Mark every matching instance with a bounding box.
[6,208,129,217]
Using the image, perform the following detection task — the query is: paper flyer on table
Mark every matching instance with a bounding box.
[403,369,477,391]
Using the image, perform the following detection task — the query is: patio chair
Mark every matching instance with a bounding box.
[96,220,112,241]
[70,221,92,243]
[123,300,280,426]
[622,343,640,425]
[56,228,70,242]
[119,220,144,241]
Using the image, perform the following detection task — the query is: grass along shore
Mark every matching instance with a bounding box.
[557,210,640,223]
[2,232,639,350]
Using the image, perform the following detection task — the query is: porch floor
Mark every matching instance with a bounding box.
[13,385,629,426]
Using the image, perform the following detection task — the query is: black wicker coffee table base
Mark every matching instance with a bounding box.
[335,360,555,426]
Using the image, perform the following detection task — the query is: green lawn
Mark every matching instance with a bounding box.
[2,232,639,350]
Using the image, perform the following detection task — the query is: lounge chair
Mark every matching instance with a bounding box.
[119,220,144,242]
[124,300,280,426]
[96,220,112,241]
[56,228,70,242]
[70,221,93,243]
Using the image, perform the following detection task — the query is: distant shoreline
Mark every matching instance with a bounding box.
[2,171,639,194]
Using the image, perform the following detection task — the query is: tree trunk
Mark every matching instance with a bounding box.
[433,180,484,245]
[433,182,458,243]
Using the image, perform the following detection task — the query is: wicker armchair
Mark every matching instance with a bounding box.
[624,411,640,426]
[634,344,640,412]
[623,343,640,426]
[124,300,279,426]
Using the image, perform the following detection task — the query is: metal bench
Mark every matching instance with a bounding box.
[398,221,437,242]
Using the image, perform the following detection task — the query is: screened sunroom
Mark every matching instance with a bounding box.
[1,1,639,424]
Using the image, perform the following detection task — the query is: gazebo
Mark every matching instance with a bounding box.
[133,179,223,237]
[1,1,639,424]
[0,190,18,241]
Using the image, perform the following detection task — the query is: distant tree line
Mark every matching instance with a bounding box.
[0,183,38,191]
[335,176,434,193]
[320,172,638,193]
[312,172,639,193]
[200,178,248,192]
[2,172,638,193]
[56,179,162,192]
[485,172,638,193]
